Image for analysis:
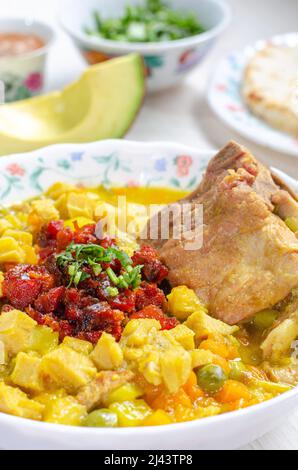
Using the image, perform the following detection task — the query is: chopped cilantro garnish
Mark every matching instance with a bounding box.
[56,242,142,290]
[85,0,205,43]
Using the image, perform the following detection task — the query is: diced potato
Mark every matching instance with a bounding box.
[35,389,66,406]
[0,341,6,365]
[46,182,76,200]
[26,326,59,356]
[121,320,193,393]
[137,350,162,386]
[185,311,239,342]
[30,199,59,223]
[10,352,43,393]
[160,349,192,393]
[43,396,87,426]
[90,333,123,371]
[121,319,161,348]
[168,325,195,350]
[0,237,25,263]
[40,346,97,393]
[106,383,143,405]
[142,410,173,426]
[22,245,38,264]
[0,382,44,421]
[109,400,152,427]
[2,229,32,245]
[54,193,69,219]
[167,286,207,321]
[0,310,37,355]
[64,217,95,231]
[0,271,4,298]
[63,337,93,355]
[67,192,94,219]
[5,214,22,229]
[0,218,12,236]
[191,349,221,369]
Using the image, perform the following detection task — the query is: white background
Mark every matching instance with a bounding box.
[0,0,298,450]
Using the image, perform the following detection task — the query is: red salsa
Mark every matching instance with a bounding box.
[1,222,177,343]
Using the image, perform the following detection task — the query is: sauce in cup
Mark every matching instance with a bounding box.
[0,33,45,57]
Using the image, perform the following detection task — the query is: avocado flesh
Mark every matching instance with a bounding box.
[0,54,145,155]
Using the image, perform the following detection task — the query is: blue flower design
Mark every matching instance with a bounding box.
[71,152,84,162]
[154,158,167,172]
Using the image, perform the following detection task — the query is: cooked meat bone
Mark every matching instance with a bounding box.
[77,370,134,412]
[143,141,298,325]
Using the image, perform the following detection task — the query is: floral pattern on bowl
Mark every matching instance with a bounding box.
[0,71,43,102]
[0,140,213,206]
[208,33,298,157]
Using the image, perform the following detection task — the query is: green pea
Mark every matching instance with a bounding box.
[83,409,118,428]
[253,309,278,330]
[197,365,227,394]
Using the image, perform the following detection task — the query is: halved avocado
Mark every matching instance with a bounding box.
[0,54,145,156]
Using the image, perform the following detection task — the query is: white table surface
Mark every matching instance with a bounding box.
[1,0,298,450]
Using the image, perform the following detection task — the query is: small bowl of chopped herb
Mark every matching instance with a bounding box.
[60,0,231,92]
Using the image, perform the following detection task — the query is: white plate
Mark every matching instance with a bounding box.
[0,140,297,450]
[208,33,298,157]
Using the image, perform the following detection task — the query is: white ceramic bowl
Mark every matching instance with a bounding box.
[59,0,231,92]
[0,140,297,450]
[0,17,55,103]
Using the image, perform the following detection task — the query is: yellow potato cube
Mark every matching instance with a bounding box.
[160,349,192,393]
[63,336,93,355]
[54,193,69,219]
[46,182,76,200]
[22,245,38,265]
[106,383,143,405]
[40,346,97,393]
[90,333,123,371]
[168,325,195,350]
[11,352,43,393]
[0,237,25,263]
[167,286,207,321]
[109,400,152,427]
[185,311,239,342]
[2,229,32,245]
[0,310,37,355]
[190,349,220,369]
[0,218,12,236]
[67,192,94,219]
[44,396,87,426]
[30,199,60,223]
[0,340,6,365]
[27,326,59,356]
[5,214,22,229]
[0,382,44,421]
[121,319,161,348]
[0,271,4,298]
[142,410,172,426]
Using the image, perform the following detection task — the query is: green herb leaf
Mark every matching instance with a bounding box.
[86,0,205,43]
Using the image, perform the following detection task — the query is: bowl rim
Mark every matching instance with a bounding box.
[59,0,231,53]
[0,139,297,437]
[0,16,56,63]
